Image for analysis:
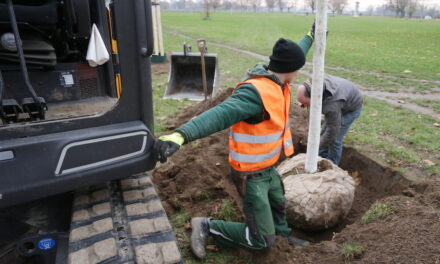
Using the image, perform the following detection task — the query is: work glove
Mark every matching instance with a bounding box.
[307,20,329,41]
[307,20,316,40]
[153,132,185,163]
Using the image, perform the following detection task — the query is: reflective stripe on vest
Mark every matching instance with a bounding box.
[229,126,289,145]
[284,138,293,150]
[230,146,282,163]
[230,130,282,144]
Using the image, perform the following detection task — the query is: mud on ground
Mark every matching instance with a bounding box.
[152,88,440,264]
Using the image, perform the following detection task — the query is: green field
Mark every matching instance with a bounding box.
[162,12,440,80]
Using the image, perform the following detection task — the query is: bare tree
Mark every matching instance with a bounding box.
[366,5,375,16]
[238,0,249,11]
[159,0,170,9]
[329,0,348,15]
[426,5,439,17]
[203,0,211,19]
[277,0,285,12]
[186,0,196,10]
[222,0,233,10]
[250,0,261,12]
[286,0,298,13]
[386,0,410,17]
[266,0,275,12]
[407,0,418,17]
[212,0,222,11]
[172,0,186,9]
[305,0,316,13]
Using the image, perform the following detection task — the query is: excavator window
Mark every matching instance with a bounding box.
[0,0,119,125]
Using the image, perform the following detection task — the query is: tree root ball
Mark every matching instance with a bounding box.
[277,154,356,231]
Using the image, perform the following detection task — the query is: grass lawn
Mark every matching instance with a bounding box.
[162,12,440,81]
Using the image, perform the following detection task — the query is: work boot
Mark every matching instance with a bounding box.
[191,217,210,259]
[287,234,310,247]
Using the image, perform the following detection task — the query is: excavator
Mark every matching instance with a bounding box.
[0,0,181,263]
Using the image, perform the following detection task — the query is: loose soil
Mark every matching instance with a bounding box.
[152,86,440,263]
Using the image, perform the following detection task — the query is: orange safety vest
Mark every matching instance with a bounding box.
[229,77,294,172]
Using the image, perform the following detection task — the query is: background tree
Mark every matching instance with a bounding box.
[178,0,186,9]
[159,0,170,9]
[212,0,222,12]
[329,0,348,15]
[238,0,250,11]
[266,0,275,12]
[306,0,316,13]
[366,4,375,16]
[286,0,298,13]
[426,5,439,17]
[222,0,231,9]
[407,0,418,18]
[386,0,410,17]
[250,0,262,12]
[277,0,285,12]
[203,0,211,19]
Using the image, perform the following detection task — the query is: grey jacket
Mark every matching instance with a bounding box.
[318,74,363,147]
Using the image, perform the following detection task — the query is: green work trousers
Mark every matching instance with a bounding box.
[209,166,291,249]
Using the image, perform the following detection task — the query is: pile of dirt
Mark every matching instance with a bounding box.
[153,88,241,217]
[259,180,440,264]
[152,88,440,263]
[166,88,234,130]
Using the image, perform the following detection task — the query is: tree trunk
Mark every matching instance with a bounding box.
[305,0,328,173]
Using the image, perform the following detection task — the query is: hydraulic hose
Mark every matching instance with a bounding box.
[0,70,3,104]
[6,0,41,103]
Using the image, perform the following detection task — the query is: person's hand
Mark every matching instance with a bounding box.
[307,20,316,40]
[153,132,185,163]
[307,20,328,41]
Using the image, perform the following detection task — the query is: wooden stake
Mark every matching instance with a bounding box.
[305,0,328,173]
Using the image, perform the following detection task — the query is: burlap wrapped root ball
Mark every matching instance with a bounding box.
[277,154,355,231]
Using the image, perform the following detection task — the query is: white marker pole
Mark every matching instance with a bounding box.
[305,0,328,173]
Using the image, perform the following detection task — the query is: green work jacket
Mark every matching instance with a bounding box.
[176,35,313,143]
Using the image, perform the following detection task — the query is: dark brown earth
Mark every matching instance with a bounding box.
[152,76,440,263]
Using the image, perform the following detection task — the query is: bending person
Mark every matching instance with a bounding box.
[296,74,363,165]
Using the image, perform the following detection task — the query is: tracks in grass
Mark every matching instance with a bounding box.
[358,91,440,119]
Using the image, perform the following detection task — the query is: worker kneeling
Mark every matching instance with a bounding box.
[154,22,317,259]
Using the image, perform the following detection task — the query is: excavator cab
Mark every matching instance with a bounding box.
[0,0,116,123]
[0,0,156,210]
[0,1,185,264]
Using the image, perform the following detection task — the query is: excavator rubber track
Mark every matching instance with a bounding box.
[67,172,182,264]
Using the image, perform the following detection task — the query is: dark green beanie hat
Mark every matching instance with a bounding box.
[268,38,305,73]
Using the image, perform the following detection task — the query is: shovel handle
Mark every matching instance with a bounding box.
[197,39,207,53]
[197,39,208,101]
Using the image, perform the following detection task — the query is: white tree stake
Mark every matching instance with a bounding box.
[156,2,165,56]
[305,0,328,173]
[151,0,159,56]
